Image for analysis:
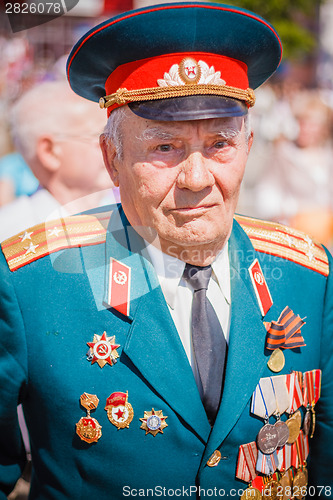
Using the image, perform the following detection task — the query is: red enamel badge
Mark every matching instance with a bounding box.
[107,258,131,317]
[87,331,120,368]
[249,259,273,316]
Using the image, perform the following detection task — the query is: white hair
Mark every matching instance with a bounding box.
[10,81,102,162]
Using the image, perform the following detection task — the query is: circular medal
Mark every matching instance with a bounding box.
[147,414,162,431]
[274,420,290,447]
[241,487,262,500]
[293,469,308,499]
[303,409,311,436]
[257,423,279,454]
[278,472,293,500]
[262,479,278,500]
[76,416,102,444]
[267,348,285,373]
[286,411,301,444]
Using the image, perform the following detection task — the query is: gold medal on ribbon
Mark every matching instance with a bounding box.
[140,408,168,436]
[262,478,278,500]
[267,348,285,373]
[240,487,262,500]
[278,471,293,500]
[286,410,301,444]
[293,468,308,499]
[303,370,321,439]
[76,393,102,444]
[105,391,134,429]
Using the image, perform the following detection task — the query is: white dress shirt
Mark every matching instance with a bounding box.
[146,242,231,388]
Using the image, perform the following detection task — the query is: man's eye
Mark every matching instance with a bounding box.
[157,144,173,152]
[214,141,228,149]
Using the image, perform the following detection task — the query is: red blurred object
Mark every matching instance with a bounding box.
[104,0,133,12]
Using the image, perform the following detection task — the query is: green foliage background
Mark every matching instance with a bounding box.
[214,0,322,60]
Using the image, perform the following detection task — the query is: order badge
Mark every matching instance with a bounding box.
[105,391,134,429]
[140,408,168,436]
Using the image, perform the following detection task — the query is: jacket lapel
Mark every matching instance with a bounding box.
[203,219,272,461]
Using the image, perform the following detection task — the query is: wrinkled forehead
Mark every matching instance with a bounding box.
[119,107,246,138]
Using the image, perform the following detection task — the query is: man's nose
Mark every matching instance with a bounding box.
[176,152,215,191]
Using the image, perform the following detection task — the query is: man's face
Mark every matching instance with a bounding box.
[102,108,253,262]
[58,109,112,195]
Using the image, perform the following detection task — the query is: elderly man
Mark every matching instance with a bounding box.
[0,3,332,500]
[0,80,117,241]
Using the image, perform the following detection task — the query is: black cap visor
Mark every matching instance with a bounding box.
[128,95,248,121]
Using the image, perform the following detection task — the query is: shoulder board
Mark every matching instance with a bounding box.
[1,211,110,272]
[235,214,329,277]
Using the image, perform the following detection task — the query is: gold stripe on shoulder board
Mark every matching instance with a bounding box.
[1,211,110,272]
[235,215,329,277]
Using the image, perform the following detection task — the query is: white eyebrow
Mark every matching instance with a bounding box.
[136,127,176,142]
[216,128,241,140]
[136,125,242,143]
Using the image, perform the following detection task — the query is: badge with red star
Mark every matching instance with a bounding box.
[87,331,120,368]
[105,391,134,429]
[140,408,168,436]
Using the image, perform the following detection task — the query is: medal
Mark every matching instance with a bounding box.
[105,391,134,429]
[140,408,168,436]
[262,478,279,500]
[278,470,293,500]
[286,410,301,444]
[240,487,262,500]
[257,423,279,455]
[76,393,102,444]
[87,331,120,368]
[293,468,308,499]
[274,419,289,448]
[267,349,285,373]
[303,406,311,436]
[303,369,321,438]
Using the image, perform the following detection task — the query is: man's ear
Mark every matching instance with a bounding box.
[36,136,61,172]
[99,133,120,187]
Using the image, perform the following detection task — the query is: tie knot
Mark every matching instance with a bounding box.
[183,264,212,291]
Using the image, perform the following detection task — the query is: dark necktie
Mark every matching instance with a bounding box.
[183,264,227,425]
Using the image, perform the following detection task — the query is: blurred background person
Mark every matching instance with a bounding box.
[0,80,118,241]
[253,89,333,248]
[0,150,39,207]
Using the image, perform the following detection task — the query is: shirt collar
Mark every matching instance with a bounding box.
[146,242,231,309]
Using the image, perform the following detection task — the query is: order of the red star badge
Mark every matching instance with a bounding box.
[140,408,168,436]
[87,331,120,368]
[105,391,134,429]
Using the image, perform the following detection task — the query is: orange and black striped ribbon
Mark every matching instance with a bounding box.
[265,306,306,350]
